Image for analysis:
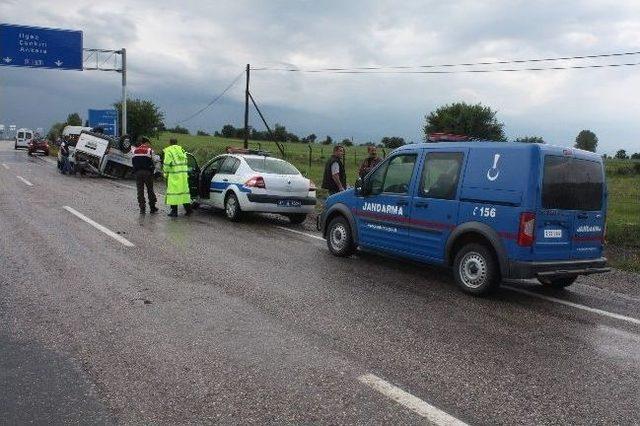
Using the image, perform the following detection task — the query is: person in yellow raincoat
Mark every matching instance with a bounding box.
[163,138,193,217]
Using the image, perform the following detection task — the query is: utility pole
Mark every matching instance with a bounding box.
[121,48,127,137]
[243,64,250,149]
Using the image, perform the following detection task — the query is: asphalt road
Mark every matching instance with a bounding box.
[1,143,639,425]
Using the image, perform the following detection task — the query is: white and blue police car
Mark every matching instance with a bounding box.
[187,149,316,223]
[318,140,609,295]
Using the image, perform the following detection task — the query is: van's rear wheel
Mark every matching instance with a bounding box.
[538,276,577,289]
[453,243,500,295]
[327,216,355,257]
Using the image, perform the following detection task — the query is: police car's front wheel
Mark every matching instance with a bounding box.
[453,243,500,295]
[327,216,355,257]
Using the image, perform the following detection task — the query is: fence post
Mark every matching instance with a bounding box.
[308,144,312,176]
[382,148,387,158]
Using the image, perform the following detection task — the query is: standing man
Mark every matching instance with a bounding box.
[358,146,382,179]
[321,145,346,195]
[163,138,193,217]
[132,136,158,215]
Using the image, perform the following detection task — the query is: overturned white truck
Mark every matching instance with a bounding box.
[74,131,162,178]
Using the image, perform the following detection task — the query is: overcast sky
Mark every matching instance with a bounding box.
[1,0,640,154]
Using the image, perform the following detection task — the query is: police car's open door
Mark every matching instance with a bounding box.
[186,153,200,200]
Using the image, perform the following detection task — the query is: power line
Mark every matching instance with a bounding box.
[174,70,245,125]
[254,61,640,74]
[253,50,640,73]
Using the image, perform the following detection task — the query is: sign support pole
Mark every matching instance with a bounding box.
[121,48,127,137]
[244,63,250,149]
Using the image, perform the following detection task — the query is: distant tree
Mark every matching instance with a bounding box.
[114,98,165,141]
[424,102,506,141]
[321,135,333,145]
[602,154,608,159]
[66,113,82,126]
[515,136,545,144]
[221,124,237,138]
[214,131,221,137]
[341,138,353,147]
[363,141,376,147]
[381,136,405,149]
[631,153,640,160]
[46,122,66,141]
[165,125,190,135]
[196,130,210,136]
[574,130,598,152]
[303,133,317,143]
[615,149,628,160]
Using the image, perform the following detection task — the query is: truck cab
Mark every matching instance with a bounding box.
[319,141,609,295]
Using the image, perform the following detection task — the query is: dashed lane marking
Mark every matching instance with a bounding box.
[63,206,135,247]
[358,374,468,425]
[276,226,325,241]
[1,163,9,170]
[282,227,640,326]
[504,285,640,326]
[16,176,33,186]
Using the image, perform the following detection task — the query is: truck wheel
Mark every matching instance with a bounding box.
[538,276,577,289]
[453,243,500,295]
[224,192,242,222]
[326,216,355,257]
[287,213,307,225]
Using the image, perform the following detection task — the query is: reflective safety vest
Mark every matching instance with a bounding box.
[163,144,191,205]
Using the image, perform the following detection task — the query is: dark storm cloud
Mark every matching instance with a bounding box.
[1,0,639,153]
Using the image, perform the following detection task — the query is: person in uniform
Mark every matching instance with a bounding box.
[163,138,193,217]
[321,145,346,195]
[358,146,382,179]
[132,136,158,215]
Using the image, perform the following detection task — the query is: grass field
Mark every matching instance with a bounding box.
[151,133,640,270]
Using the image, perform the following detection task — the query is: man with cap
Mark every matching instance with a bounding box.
[163,138,193,217]
[132,136,158,214]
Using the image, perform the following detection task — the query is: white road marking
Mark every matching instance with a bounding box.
[63,206,135,247]
[504,285,640,326]
[1,163,9,170]
[276,226,324,241]
[358,374,468,425]
[110,181,165,196]
[16,176,33,186]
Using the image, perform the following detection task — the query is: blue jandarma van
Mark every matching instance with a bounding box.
[319,141,609,295]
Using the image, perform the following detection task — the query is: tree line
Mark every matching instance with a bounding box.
[46,99,638,157]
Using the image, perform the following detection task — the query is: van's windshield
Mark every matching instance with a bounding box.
[542,155,603,211]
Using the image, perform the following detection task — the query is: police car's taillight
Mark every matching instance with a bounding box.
[245,176,266,189]
[517,212,536,247]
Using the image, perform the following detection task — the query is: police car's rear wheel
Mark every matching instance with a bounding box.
[453,243,500,295]
[538,276,577,289]
[327,216,355,257]
[224,192,242,222]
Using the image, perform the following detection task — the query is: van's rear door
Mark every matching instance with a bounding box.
[538,154,605,260]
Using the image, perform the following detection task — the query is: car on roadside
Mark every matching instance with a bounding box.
[14,128,34,150]
[187,149,317,223]
[318,140,609,295]
[27,137,50,156]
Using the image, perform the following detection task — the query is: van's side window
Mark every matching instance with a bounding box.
[369,154,417,195]
[420,152,464,199]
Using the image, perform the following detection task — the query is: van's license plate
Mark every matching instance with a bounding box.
[277,200,302,207]
[544,229,563,238]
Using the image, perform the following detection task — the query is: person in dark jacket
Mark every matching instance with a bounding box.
[358,146,382,179]
[321,145,346,195]
[132,136,158,214]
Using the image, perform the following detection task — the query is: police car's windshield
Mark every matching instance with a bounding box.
[542,156,603,211]
[245,157,300,175]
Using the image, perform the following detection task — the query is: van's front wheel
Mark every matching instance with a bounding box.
[538,276,577,289]
[453,243,500,295]
[327,216,355,257]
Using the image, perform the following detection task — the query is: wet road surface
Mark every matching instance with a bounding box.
[1,144,639,424]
